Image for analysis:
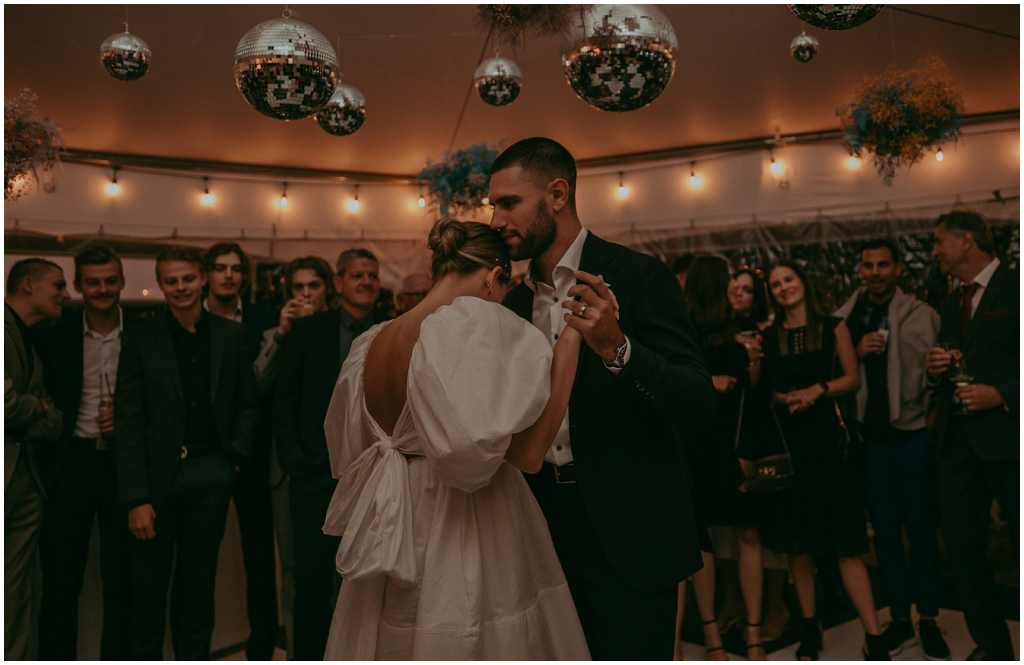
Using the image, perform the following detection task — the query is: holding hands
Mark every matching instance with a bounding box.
[561,271,625,363]
[785,383,825,413]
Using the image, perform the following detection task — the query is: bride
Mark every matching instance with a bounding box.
[321,219,591,660]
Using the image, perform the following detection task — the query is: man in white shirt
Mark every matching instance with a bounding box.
[925,211,1018,661]
[35,245,132,659]
[490,137,715,660]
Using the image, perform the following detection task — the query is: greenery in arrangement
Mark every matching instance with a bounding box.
[837,56,964,186]
[419,141,503,216]
[474,5,578,46]
[4,88,64,201]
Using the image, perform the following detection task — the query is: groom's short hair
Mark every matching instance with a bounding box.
[490,137,577,196]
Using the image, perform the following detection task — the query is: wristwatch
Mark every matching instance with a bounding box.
[603,337,629,369]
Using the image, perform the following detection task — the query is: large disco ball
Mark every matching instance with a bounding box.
[561,4,678,113]
[314,82,367,136]
[474,55,523,107]
[100,30,151,81]
[790,31,820,62]
[234,15,338,121]
[788,5,885,30]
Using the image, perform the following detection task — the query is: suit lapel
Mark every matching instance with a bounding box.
[325,309,342,373]
[963,263,1007,350]
[158,313,185,400]
[70,315,85,407]
[209,317,225,401]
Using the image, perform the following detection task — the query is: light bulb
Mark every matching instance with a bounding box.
[279,196,288,208]
[689,174,703,188]
[617,185,628,198]
[846,156,861,168]
[347,199,359,211]
[106,182,120,195]
[417,197,426,208]
[936,150,944,161]
[769,161,784,175]
[201,192,215,205]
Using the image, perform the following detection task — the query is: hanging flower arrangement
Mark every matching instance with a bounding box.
[474,5,578,46]
[419,141,502,216]
[4,89,64,201]
[837,56,964,185]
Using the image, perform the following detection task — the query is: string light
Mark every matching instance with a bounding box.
[417,183,426,208]
[279,182,288,208]
[200,177,214,205]
[347,185,360,211]
[617,172,628,198]
[936,149,944,161]
[769,155,784,175]
[846,156,861,168]
[105,167,120,195]
[688,161,703,188]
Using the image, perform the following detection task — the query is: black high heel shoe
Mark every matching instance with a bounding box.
[863,632,892,661]
[745,621,767,660]
[796,616,823,661]
[702,619,728,660]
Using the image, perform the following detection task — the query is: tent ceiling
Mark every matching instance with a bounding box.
[4,4,1019,177]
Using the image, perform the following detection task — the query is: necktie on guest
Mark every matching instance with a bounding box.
[959,282,979,344]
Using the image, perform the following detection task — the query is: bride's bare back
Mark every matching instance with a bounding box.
[363,310,431,437]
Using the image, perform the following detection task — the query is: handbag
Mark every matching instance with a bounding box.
[734,389,795,493]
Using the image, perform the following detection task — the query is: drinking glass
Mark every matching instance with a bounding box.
[949,355,973,415]
[739,330,760,368]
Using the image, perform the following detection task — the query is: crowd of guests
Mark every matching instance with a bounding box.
[3,205,1016,660]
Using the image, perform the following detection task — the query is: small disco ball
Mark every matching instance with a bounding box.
[788,5,885,31]
[561,4,678,113]
[790,31,820,62]
[314,82,367,136]
[234,15,338,121]
[100,30,151,81]
[473,56,523,107]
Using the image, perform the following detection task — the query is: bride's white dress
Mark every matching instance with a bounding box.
[321,297,591,660]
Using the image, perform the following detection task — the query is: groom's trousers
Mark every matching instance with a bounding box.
[527,463,677,660]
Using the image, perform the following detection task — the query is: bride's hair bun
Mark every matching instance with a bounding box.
[428,219,468,260]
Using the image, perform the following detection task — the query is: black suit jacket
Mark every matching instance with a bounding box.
[273,308,344,479]
[504,233,715,594]
[34,308,140,489]
[114,311,259,507]
[241,301,277,363]
[933,262,1019,459]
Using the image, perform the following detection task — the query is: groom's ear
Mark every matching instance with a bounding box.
[549,179,569,213]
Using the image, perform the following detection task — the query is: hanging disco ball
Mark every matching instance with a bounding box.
[473,55,523,107]
[100,30,151,81]
[788,5,885,30]
[560,4,678,113]
[233,14,338,121]
[314,82,367,136]
[790,31,820,62]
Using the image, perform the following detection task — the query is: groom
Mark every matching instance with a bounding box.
[489,137,715,660]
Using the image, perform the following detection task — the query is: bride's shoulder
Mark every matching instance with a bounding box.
[421,296,542,339]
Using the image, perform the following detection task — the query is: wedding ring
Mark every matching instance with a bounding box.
[578,304,588,317]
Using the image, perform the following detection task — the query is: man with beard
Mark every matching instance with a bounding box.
[115,246,257,659]
[273,248,382,660]
[5,258,67,660]
[488,137,715,660]
[202,242,279,660]
[834,238,948,659]
[34,246,133,660]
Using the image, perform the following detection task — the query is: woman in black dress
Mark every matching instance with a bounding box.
[673,257,767,660]
[762,260,887,660]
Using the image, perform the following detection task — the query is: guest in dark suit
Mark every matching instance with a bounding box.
[203,242,279,660]
[925,211,1019,661]
[34,246,133,660]
[273,248,383,660]
[489,138,715,660]
[4,258,67,660]
[115,246,258,660]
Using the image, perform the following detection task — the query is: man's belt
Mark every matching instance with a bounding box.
[541,461,577,484]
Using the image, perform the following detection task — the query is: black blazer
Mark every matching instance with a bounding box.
[241,301,277,363]
[34,308,139,489]
[114,311,259,506]
[504,233,715,594]
[932,261,1019,459]
[273,308,344,479]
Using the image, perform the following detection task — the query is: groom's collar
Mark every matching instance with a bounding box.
[524,227,588,293]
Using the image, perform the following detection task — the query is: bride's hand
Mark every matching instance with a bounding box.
[557,323,583,347]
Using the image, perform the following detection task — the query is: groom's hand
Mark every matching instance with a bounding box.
[563,271,626,362]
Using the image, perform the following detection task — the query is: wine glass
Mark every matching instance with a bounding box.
[739,330,760,368]
[948,355,973,415]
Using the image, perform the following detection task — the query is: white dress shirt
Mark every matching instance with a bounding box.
[965,258,1000,317]
[203,296,244,323]
[73,307,123,439]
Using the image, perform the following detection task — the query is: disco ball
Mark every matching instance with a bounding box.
[234,15,338,121]
[790,31,820,62]
[561,4,678,113]
[473,56,523,107]
[788,5,885,30]
[100,30,151,81]
[314,82,367,136]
